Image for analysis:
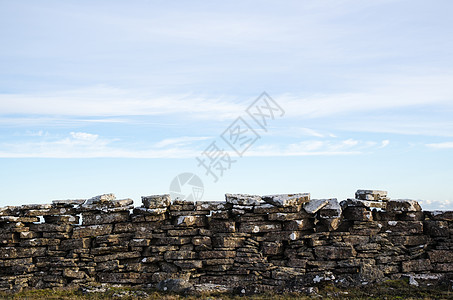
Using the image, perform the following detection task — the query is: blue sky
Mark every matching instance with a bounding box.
[1,0,452,209]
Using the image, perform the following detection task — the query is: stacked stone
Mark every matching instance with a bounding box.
[0,189,453,293]
[74,194,136,285]
[0,199,85,291]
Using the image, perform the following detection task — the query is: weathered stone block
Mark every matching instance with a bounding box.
[174,215,206,227]
[318,199,341,218]
[142,194,171,209]
[425,211,453,221]
[284,219,314,231]
[164,251,197,260]
[72,224,113,238]
[133,207,167,216]
[60,238,91,251]
[433,263,453,272]
[97,272,146,284]
[340,198,387,209]
[383,221,423,234]
[355,190,388,201]
[317,217,342,231]
[225,194,261,206]
[199,250,236,259]
[52,199,86,206]
[174,260,203,270]
[94,251,141,263]
[209,220,236,233]
[303,199,329,214]
[268,212,310,221]
[343,207,373,222]
[262,241,283,255]
[402,259,432,272]
[196,201,228,211]
[262,193,310,208]
[212,236,245,248]
[314,246,356,260]
[239,222,282,233]
[428,250,453,263]
[82,212,129,225]
[44,215,79,224]
[167,228,199,236]
[29,223,72,232]
[387,199,421,212]
[398,211,425,221]
[424,220,449,237]
[192,236,211,247]
[84,193,116,206]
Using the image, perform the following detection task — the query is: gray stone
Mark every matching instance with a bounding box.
[84,193,116,206]
[157,278,193,293]
[355,190,389,201]
[52,199,86,205]
[318,199,341,218]
[142,194,171,209]
[225,194,261,206]
[425,210,453,221]
[340,198,387,209]
[262,193,310,207]
[386,199,422,212]
[303,199,329,214]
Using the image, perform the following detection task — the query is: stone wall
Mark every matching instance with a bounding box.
[0,190,452,293]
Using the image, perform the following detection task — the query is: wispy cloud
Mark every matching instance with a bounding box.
[426,142,453,149]
[1,72,452,122]
[0,131,389,159]
[154,136,211,148]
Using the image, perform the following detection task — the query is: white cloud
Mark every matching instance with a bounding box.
[0,72,452,123]
[154,136,211,148]
[426,142,453,149]
[380,140,390,148]
[70,132,99,142]
[0,132,389,159]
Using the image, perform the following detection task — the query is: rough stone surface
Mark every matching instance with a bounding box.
[262,193,310,207]
[387,199,422,212]
[225,194,261,206]
[355,190,389,201]
[0,191,451,294]
[303,199,329,214]
[142,194,171,209]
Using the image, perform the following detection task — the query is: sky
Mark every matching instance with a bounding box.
[1,0,452,210]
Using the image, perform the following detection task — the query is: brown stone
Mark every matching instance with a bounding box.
[402,259,432,272]
[239,222,282,233]
[72,224,113,238]
[199,250,236,259]
[164,251,197,260]
[284,219,314,231]
[314,246,356,260]
[82,212,129,225]
[209,220,236,233]
[428,250,453,263]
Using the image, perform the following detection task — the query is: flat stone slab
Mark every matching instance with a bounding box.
[340,198,387,209]
[142,194,171,209]
[225,194,261,206]
[52,199,86,205]
[262,193,310,207]
[84,194,116,206]
[318,198,342,218]
[355,189,389,201]
[303,199,329,214]
[386,199,421,212]
[425,210,453,221]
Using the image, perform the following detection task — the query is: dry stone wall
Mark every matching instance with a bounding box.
[1,190,452,293]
